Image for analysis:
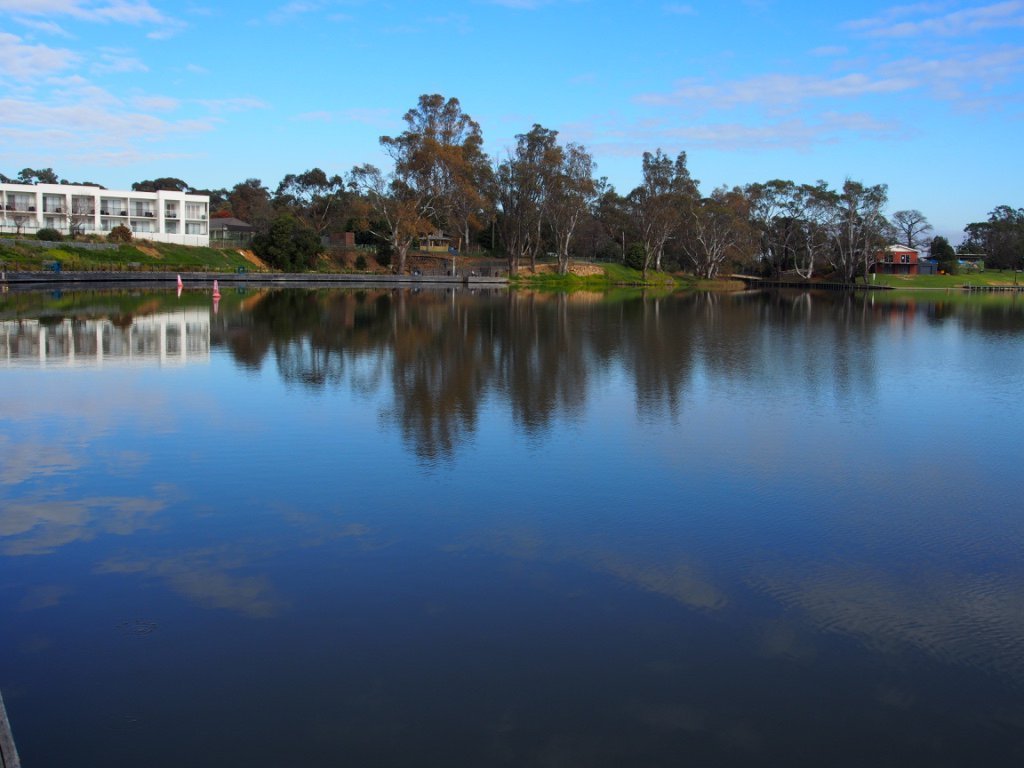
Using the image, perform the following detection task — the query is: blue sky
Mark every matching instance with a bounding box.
[1,0,1022,242]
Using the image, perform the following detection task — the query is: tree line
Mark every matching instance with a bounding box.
[5,94,1021,277]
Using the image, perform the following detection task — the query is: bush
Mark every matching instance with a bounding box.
[107,224,133,243]
[36,228,62,242]
[624,243,645,271]
[375,242,393,269]
[354,254,367,271]
[251,213,321,271]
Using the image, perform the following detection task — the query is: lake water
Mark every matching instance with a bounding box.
[1,285,1023,767]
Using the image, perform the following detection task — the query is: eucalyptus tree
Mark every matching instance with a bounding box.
[681,186,755,279]
[546,141,596,275]
[228,178,273,230]
[790,182,834,279]
[824,180,889,284]
[274,168,348,238]
[349,163,434,275]
[628,150,698,278]
[382,94,491,251]
[746,179,800,276]
[495,124,560,275]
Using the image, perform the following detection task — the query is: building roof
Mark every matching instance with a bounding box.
[209,217,255,231]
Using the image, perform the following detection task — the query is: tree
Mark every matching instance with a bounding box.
[546,141,596,275]
[17,167,58,185]
[790,182,834,279]
[274,169,348,238]
[890,209,933,250]
[132,177,190,193]
[349,163,433,275]
[681,187,755,279]
[227,179,274,231]
[495,125,559,275]
[251,213,321,271]
[381,94,491,252]
[628,150,698,278]
[961,205,1024,270]
[824,180,889,284]
[930,235,958,274]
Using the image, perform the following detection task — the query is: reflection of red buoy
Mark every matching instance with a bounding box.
[213,279,221,299]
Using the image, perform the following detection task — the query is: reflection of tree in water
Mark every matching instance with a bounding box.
[623,293,696,422]
[221,289,394,386]
[387,290,500,461]
[495,292,593,434]
[213,286,910,462]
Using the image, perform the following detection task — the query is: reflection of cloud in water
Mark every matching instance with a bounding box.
[0,495,166,556]
[597,554,727,611]
[0,436,82,485]
[755,566,1024,682]
[453,528,727,612]
[97,549,282,618]
[19,584,73,610]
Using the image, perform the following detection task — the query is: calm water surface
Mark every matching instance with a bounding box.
[1,286,1023,767]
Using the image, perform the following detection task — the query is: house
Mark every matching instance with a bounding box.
[0,182,210,246]
[874,244,920,275]
[209,217,256,246]
[419,232,453,253]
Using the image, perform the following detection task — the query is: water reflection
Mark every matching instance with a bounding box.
[3,286,1024,767]
[0,309,210,367]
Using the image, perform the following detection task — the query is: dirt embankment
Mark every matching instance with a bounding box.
[520,263,604,277]
[237,250,269,269]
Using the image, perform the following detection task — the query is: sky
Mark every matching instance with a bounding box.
[1,0,1022,243]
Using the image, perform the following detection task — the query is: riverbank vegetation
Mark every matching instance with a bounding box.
[5,95,1021,285]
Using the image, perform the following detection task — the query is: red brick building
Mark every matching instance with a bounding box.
[875,245,920,275]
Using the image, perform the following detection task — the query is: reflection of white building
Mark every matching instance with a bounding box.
[0,182,210,246]
[0,309,211,367]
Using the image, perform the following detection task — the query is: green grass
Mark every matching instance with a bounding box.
[872,270,1022,289]
[509,263,684,290]
[0,237,256,272]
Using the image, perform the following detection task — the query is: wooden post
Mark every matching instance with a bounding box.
[0,689,21,768]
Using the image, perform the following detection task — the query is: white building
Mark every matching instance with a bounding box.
[0,182,210,246]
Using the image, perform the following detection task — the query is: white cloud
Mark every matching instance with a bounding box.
[0,32,79,80]
[0,1,187,36]
[585,111,905,154]
[92,49,149,74]
[809,45,848,57]
[134,94,181,111]
[198,97,269,113]
[663,3,696,15]
[637,71,916,111]
[13,17,73,37]
[847,0,1024,37]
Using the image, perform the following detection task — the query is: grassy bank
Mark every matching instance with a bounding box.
[872,270,1023,289]
[0,236,256,273]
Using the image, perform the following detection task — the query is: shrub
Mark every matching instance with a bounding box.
[107,224,133,243]
[251,213,321,271]
[36,227,62,242]
[624,243,645,271]
[354,254,367,271]
[375,242,393,269]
